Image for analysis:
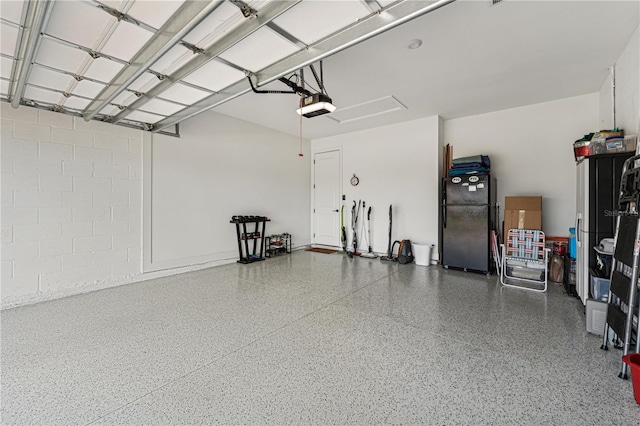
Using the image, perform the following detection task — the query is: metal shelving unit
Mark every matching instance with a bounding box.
[265,233,291,258]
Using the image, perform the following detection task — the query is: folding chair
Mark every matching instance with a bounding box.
[500,229,550,292]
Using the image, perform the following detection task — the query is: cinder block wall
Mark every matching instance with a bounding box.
[1,104,143,305]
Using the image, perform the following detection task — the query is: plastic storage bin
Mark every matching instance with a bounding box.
[590,276,610,301]
[586,299,607,336]
[411,243,432,266]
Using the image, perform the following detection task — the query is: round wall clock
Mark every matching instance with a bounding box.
[350,174,359,186]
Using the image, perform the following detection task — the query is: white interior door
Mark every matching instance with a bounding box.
[313,150,341,246]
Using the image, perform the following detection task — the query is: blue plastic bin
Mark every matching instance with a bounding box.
[569,227,576,258]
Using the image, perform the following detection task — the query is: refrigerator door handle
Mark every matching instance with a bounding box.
[442,203,447,228]
[576,213,582,246]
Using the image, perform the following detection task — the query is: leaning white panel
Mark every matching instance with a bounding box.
[46,1,113,49]
[159,83,210,105]
[218,26,299,73]
[0,22,19,56]
[142,98,185,116]
[182,2,241,49]
[125,110,165,124]
[29,66,74,92]
[24,85,63,105]
[127,0,182,30]
[36,38,89,73]
[84,57,124,82]
[182,60,245,92]
[71,79,106,99]
[0,0,25,24]
[100,21,154,62]
[272,0,371,45]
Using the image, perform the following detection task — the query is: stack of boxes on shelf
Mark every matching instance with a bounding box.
[573,130,636,162]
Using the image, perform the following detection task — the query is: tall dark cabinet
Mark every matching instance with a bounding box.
[576,152,633,303]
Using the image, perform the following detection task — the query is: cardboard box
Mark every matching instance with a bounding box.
[505,196,542,211]
[504,196,542,234]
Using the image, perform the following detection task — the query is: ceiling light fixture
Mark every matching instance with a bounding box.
[407,39,423,50]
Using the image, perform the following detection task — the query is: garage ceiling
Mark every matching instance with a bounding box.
[0,0,455,135]
[1,1,638,139]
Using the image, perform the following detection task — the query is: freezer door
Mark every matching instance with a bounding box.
[444,175,490,205]
[442,205,490,272]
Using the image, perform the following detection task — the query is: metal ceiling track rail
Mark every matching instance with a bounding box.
[82,0,226,121]
[109,0,300,125]
[10,0,55,108]
[152,0,456,133]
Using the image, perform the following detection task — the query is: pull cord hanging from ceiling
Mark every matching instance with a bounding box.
[299,106,304,157]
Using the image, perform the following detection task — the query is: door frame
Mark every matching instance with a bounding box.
[311,147,343,247]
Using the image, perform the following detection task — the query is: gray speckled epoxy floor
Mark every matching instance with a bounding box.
[2,251,639,425]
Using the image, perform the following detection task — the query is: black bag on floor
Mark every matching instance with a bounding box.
[396,240,414,264]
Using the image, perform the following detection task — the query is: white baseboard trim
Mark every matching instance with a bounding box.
[2,245,313,311]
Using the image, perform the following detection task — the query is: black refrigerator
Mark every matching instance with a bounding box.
[441,175,497,274]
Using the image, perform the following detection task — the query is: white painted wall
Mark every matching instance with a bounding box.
[444,94,599,237]
[145,111,311,272]
[312,116,441,260]
[1,103,143,307]
[1,105,312,308]
[598,26,639,134]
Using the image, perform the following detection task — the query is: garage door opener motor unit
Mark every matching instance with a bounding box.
[297,93,335,117]
[247,61,336,118]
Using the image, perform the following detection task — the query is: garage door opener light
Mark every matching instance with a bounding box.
[296,93,336,118]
